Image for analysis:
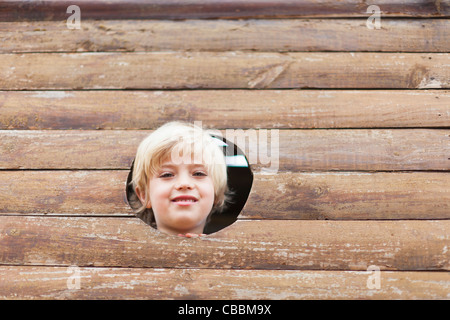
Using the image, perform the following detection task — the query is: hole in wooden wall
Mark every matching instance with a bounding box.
[125,134,254,235]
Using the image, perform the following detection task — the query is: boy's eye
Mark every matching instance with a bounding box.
[159,172,174,178]
[193,171,207,177]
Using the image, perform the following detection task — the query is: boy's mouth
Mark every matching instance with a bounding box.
[171,195,198,205]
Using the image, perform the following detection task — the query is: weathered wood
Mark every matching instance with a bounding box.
[1,170,449,220]
[0,217,448,270]
[246,171,450,220]
[1,0,448,21]
[2,19,450,53]
[0,171,131,216]
[1,129,448,171]
[1,90,449,129]
[1,0,448,302]
[1,52,449,89]
[0,266,448,299]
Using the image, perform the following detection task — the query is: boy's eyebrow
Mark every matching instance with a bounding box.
[159,163,207,169]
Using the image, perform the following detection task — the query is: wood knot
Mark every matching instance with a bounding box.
[313,186,329,197]
[8,228,19,236]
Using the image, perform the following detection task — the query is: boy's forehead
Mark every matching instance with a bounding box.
[159,157,206,168]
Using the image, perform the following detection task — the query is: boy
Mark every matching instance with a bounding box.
[129,121,229,237]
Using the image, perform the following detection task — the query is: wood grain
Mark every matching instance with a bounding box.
[1,0,448,21]
[0,90,449,129]
[1,19,449,53]
[1,170,449,220]
[1,129,448,171]
[2,0,449,302]
[1,52,449,89]
[246,171,450,220]
[0,170,131,216]
[1,266,448,299]
[0,217,448,271]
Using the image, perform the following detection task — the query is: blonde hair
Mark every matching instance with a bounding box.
[130,121,229,225]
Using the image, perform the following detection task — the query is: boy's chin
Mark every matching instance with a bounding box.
[167,212,207,231]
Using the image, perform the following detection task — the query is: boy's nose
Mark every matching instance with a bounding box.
[174,175,194,190]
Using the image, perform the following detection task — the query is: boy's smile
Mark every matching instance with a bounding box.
[171,194,199,206]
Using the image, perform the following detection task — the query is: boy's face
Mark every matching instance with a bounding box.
[145,157,215,235]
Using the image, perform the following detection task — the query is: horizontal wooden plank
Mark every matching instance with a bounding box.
[248,172,450,220]
[0,171,130,216]
[1,90,449,129]
[1,0,448,21]
[1,171,449,220]
[1,266,448,299]
[2,19,450,53]
[1,129,448,171]
[1,52,449,89]
[0,217,448,271]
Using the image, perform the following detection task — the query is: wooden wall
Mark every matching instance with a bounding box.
[0,0,449,299]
